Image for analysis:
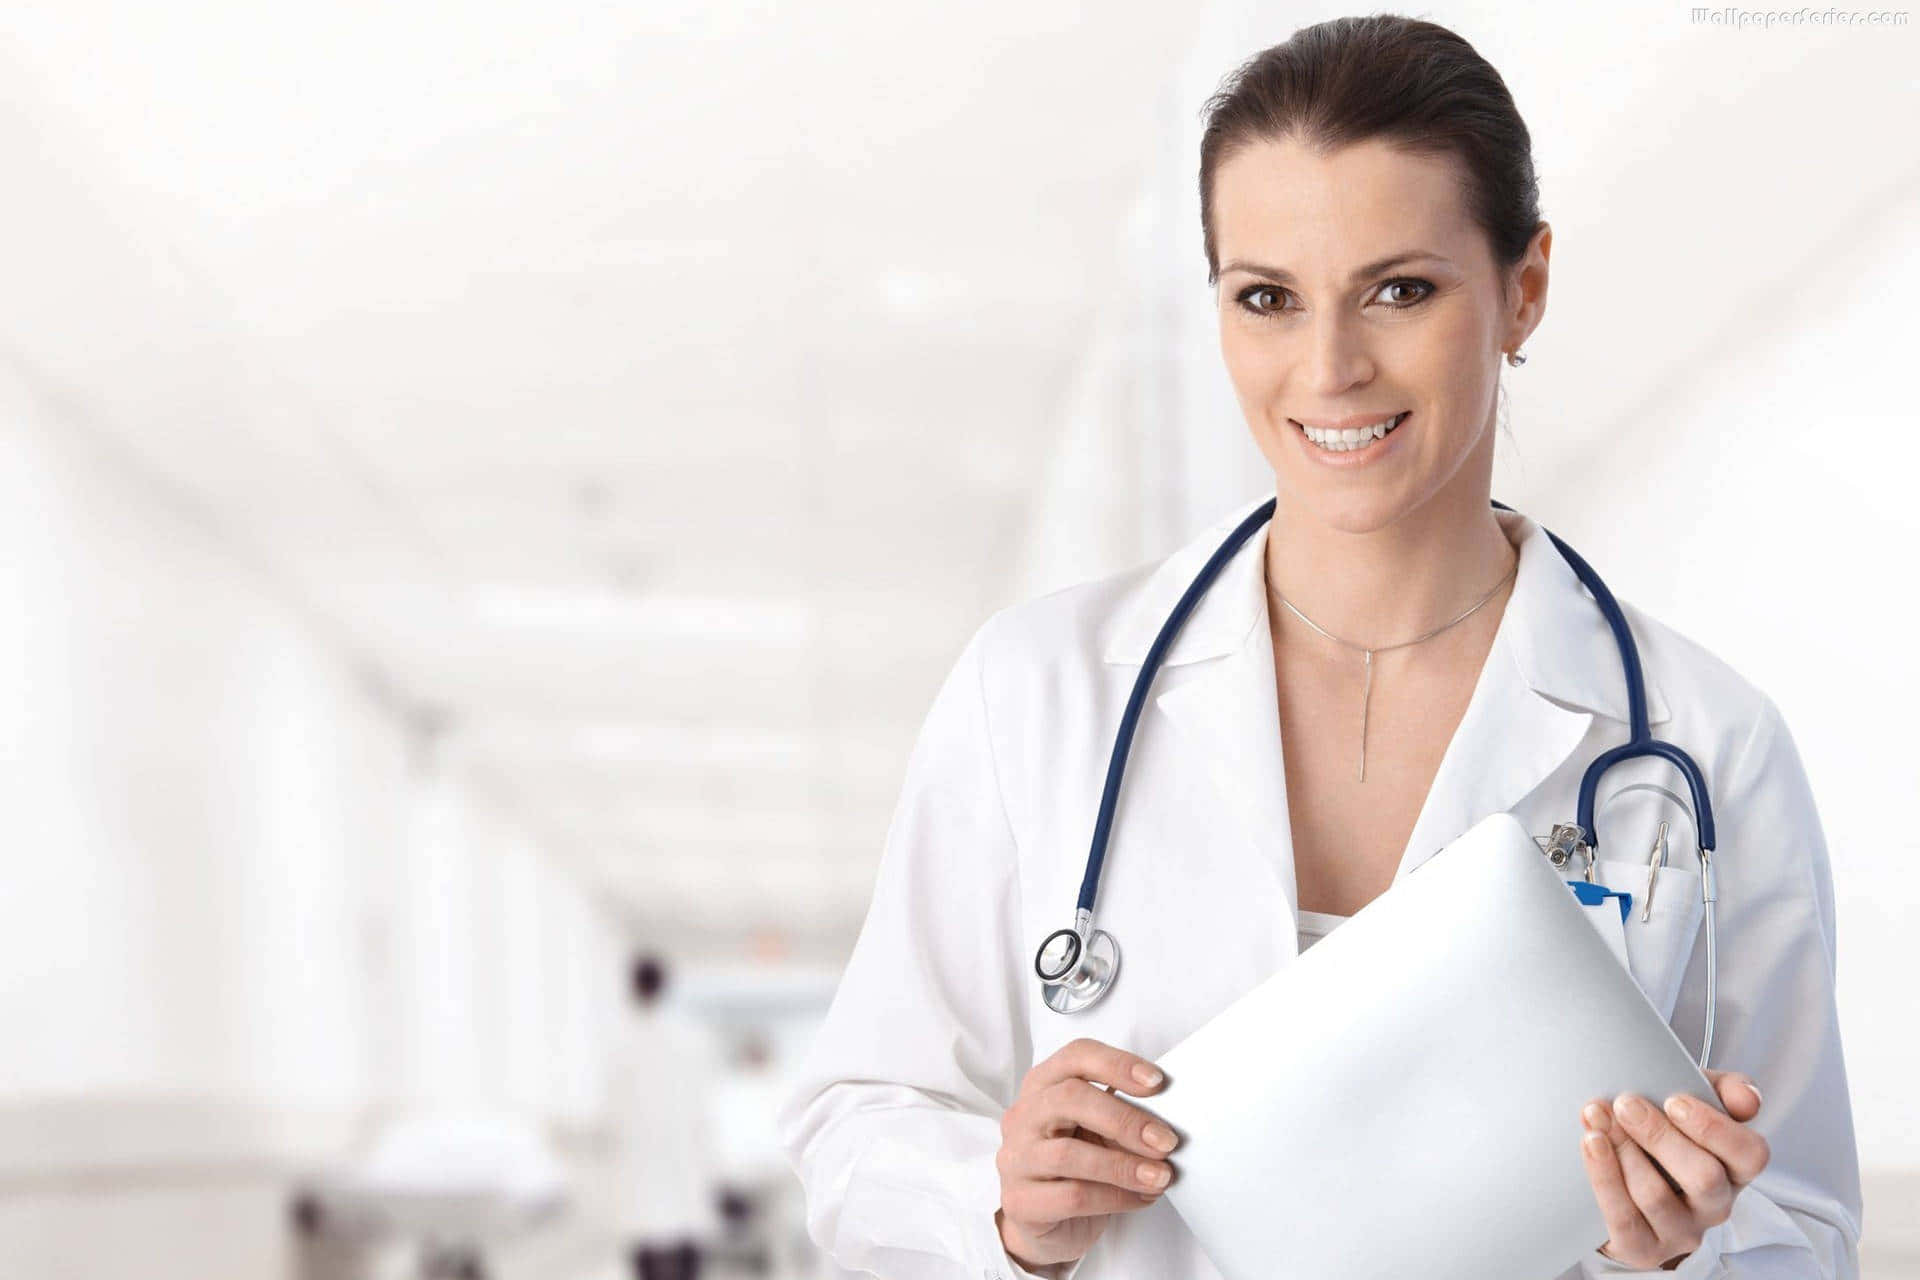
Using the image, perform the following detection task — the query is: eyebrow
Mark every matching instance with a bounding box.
[1218,251,1452,285]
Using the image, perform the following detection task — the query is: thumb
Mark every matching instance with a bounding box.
[1706,1068,1763,1119]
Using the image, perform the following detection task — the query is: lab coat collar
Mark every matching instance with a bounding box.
[1098,490,1671,727]
[1097,490,1671,923]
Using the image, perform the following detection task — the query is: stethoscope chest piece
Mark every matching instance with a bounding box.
[1036,925,1121,1014]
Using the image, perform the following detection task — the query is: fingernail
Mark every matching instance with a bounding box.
[1665,1095,1693,1123]
[1583,1102,1611,1132]
[1614,1095,1648,1123]
[1133,1064,1164,1088]
[1143,1123,1178,1153]
[1137,1161,1170,1188]
[1747,1080,1763,1107]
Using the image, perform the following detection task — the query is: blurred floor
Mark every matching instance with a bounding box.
[4,1169,1909,1278]
[481,1165,1920,1280]
[22,1172,1891,1280]
[1860,1171,1920,1279]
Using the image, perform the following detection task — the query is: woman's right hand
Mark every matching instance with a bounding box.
[994,1037,1180,1271]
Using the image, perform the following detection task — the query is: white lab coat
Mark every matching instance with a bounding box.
[606,1003,722,1239]
[776,493,1862,1280]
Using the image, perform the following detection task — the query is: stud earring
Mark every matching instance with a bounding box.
[1505,348,1528,367]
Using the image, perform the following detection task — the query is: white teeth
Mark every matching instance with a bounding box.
[1300,413,1404,451]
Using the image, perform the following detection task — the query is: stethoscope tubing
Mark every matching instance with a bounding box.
[1044,497,1722,1065]
[1075,498,1279,916]
[1500,502,1717,855]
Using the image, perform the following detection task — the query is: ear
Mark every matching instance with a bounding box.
[1504,220,1551,349]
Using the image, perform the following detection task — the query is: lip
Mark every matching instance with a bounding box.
[1290,411,1409,468]
[1291,411,1409,432]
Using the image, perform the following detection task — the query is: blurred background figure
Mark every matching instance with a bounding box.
[607,954,720,1280]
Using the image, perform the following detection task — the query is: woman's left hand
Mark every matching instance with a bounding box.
[1579,1068,1771,1270]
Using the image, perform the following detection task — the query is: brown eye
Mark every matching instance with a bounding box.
[1375,278,1435,307]
[1235,285,1288,318]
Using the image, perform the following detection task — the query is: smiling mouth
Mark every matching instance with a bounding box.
[1291,411,1409,452]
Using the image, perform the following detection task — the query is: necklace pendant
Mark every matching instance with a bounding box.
[1267,559,1515,790]
[1358,649,1373,784]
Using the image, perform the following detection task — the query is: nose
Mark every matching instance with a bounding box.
[1303,311,1375,398]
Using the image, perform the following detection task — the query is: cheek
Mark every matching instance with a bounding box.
[1221,331,1293,421]
[1218,323,1262,381]
[1399,325,1499,444]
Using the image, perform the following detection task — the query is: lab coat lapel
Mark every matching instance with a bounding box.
[1388,620,1594,883]
[1098,497,1297,942]
[1391,506,1670,880]
[1152,554,1298,943]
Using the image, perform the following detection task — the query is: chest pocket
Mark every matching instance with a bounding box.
[1584,777,1711,1023]
[1587,855,1705,1022]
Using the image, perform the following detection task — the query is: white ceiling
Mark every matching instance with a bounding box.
[0,0,1203,956]
[2,2,1913,959]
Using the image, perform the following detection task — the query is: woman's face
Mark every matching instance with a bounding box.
[1212,135,1547,534]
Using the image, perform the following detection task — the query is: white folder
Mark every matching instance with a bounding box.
[1140,811,1720,1280]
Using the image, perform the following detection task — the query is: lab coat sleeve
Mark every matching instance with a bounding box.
[1574,695,1863,1278]
[775,620,1090,1280]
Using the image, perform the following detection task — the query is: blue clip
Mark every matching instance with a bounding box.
[1567,879,1633,924]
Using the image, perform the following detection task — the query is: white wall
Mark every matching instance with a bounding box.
[0,368,387,1113]
[0,360,625,1275]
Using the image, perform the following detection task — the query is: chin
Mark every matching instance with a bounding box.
[1285,484,1419,535]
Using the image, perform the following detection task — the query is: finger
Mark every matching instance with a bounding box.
[1023,1037,1167,1098]
[1004,1173,1162,1225]
[1034,1077,1182,1162]
[1581,1128,1660,1263]
[1599,1105,1680,1197]
[1011,1133,1173,1198]
[1663,1092,1771,1190]
[1610,1094,1701,1186]
[1705,1069,1764,1121]
[1613,1094,1731,1222]
[1615,1135,1701,1257]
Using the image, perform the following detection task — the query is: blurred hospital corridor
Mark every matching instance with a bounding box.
[3,0,1917,1277]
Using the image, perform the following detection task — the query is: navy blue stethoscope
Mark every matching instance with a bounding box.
[1034,498,1722,1068]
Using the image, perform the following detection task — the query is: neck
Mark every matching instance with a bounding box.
[1263,482,1517,650]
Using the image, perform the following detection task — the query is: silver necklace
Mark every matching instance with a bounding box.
[1266,556,1517,783]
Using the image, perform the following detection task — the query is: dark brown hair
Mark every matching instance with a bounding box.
[1199,14,1542,286]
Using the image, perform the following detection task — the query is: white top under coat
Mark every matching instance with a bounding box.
[1296,908,1348,953]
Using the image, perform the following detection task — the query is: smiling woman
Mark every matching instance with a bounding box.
[778,14,1861,1280]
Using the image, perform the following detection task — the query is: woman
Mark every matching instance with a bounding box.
[776,15,1861,1278]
